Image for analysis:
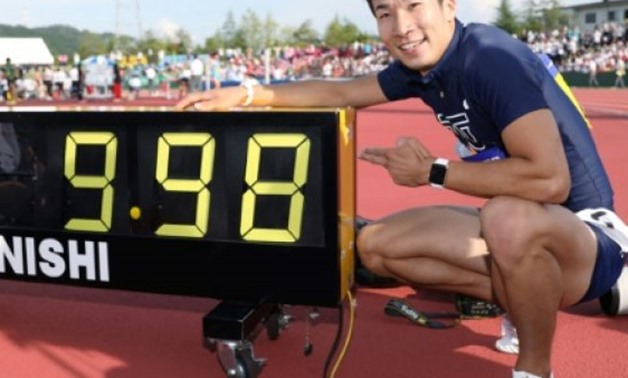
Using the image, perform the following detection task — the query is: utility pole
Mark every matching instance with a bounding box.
[115,0,143,51]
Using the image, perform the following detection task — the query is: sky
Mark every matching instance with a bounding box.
[0,0,595,44]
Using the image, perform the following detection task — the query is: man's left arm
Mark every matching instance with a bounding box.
[443,108,570,203]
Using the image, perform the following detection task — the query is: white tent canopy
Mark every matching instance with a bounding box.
[0,38,54,66]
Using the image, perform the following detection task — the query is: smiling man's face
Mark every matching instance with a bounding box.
[371,0,457,75]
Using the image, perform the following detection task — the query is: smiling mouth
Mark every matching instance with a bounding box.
[398,38,426,52]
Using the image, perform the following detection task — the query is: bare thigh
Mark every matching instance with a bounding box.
[359,205,491,276]
[523,204,598,307]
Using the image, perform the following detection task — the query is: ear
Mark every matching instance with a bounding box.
[443,0,457,22]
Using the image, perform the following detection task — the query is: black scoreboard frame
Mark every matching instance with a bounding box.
[0,108,356,308]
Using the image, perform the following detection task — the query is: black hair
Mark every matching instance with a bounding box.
[366,0,444,16]
[366,0,375,15]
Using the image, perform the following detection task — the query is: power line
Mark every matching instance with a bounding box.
[115,0,143,44]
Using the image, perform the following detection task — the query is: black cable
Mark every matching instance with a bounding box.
[322,301,344,378]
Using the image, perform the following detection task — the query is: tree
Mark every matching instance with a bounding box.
[519,0,567,33]
[323,16,362,46]
[78,33,108,59]
[114,34,136,53]
[221,11,238,47]
[262,14,281,48]
[0,10,384,59]
[283,20,320,46]
[521,0,544,32]
[203,32,225,54]
[240,9,265,53]
[137,31,167,63]
[493,0,521,35]
[161,28,193,55]
[541,0,569,31]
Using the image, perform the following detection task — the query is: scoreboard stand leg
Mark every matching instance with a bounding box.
[203,301,288,378]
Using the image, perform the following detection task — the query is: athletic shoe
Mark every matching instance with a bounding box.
[512,370,553,378]
[495,313,519,354]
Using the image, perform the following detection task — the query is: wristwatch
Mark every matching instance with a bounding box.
[429,158,449,189]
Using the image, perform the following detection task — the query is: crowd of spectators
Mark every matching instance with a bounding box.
[2,20,628,103]
[1,63,83,102]
[521,21,628,84]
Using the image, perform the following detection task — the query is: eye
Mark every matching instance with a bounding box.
[409,1,422,10]
[376,11,390,20]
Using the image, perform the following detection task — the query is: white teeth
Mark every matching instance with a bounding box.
[399,40,422,51]
[398,40,423,51]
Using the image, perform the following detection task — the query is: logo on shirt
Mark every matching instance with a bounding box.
[436,110,486,151]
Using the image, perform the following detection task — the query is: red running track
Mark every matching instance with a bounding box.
[0,88,626,377]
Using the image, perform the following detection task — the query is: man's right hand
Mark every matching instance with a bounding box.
[174,86,248,111]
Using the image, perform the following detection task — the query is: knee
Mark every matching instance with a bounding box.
[356,224,387,272]
[480,196,544,269]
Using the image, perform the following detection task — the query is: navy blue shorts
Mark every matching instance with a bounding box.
[579,222,626,303]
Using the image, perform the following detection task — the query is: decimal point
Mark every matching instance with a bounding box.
[130,206,142,220]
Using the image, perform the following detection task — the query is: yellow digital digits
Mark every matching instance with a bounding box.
[155,133,214,238]
[240,133,310,242]
[63,131,311,243]
[64,132,118,232]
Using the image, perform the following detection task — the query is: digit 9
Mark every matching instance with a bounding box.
[63,131,311,243]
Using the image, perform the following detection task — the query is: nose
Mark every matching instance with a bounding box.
[392,9,414,36]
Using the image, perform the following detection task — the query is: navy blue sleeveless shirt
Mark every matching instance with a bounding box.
[377,20,614,212]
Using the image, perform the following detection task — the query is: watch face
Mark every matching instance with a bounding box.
[429,160,448,186]
[0,109,356,307]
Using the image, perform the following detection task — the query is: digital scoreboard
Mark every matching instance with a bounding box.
[0,108,356,307]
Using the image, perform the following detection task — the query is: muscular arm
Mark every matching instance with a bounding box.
[360,109,570,203]
[176,74,389,110]
[253,74,388,108]
[444,108,571,203]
